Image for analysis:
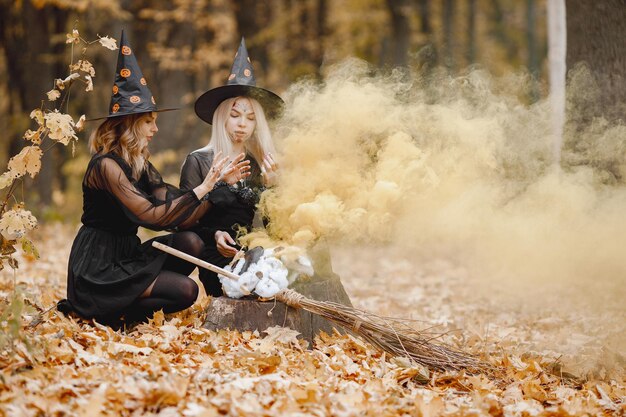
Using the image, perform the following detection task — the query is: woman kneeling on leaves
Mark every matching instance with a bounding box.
[57,31,250,327]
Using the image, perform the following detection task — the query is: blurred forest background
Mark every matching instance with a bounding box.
[0,0,624,222]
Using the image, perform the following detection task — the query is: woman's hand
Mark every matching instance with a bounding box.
[193,151,229,200]
[221,152,251,185]
[215,230,239,258]
[260,153,279,187]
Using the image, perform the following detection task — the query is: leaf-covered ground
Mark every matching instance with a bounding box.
[1,224,624,416]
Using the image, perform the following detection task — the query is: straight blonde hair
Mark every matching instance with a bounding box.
[89,112,153,178]
[199,97,276,166]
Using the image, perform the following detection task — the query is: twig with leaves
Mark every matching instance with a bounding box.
[0,27,117,359]
[0,28,117,273]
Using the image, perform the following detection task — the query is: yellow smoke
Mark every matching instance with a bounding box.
[244,61,625,314]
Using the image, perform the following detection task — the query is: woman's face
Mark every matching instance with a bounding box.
[137,112,158,146]
[225,98,256,145]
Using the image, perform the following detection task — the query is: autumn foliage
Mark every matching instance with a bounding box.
[0,30,117,272]
[1,226,624,415]
[0,6,625,415]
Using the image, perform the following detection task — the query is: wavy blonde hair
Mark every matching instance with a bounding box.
[89,112,153,178]
[200,97,276,166]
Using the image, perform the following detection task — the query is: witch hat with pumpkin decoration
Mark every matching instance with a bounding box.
[194,37,284,125]
[89,30,177,120]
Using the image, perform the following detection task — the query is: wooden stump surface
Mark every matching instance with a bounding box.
[203,246,353,345]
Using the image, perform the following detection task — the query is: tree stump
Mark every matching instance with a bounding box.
[203,244,352,345]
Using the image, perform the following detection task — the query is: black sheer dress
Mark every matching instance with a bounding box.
[179,149,264,296]
[62,153,210,323]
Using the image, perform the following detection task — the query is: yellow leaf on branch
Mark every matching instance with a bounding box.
[0,170,19,189]
[45,110,77,145]
[30,109,44,126]
[20,237,40,260]
[75,115,86,132]
[85,75,93,92]
[23,127,43,145]
[70,59,95,77]
[66,29,80,44]
[54,73,80,90]
[46,89,61,101]
[8,145,42,178]
[0,208,37,240]
[98,36,118,50]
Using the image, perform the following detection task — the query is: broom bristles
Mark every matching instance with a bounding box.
[151,242,492,374]
[276,289,492,373]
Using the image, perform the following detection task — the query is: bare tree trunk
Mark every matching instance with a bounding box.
[489,0,518,62]
[417,0,432,34]
[527,0,540,103]
[233,0,269,70]
[466,0,477,65]
[386,0,412,67]
[442,0,455,71]
[548,0,567,163]
[566,0,626,122]
[412,0,438,69]
[313,0,327,77]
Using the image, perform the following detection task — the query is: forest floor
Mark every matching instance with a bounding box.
[0,223,624,416]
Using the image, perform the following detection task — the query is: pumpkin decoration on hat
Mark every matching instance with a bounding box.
[89,30,177,121]
[194,37,284,125]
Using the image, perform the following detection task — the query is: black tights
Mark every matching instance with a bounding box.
[127,232,203,322]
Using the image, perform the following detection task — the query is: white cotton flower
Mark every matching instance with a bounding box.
[218,248,291,298]
[254,279,281,298]
[219,258,260,299]
[251,253,289,298]
[238,267,261,294]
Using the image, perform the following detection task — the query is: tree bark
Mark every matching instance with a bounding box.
[489,0,518,62]
[566,0,626,122]
[412,0,438,70]
[527,0,540,103]
[466,0,477,64]
[203,276,352,346]
[416,0,432,34]
[442,0,456,71]
[386,0,412,67]
[233,0,269,72]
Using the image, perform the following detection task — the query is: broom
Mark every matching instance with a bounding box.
[153,241,492,374]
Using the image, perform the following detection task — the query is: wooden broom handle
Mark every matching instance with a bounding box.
[152,241,240,281]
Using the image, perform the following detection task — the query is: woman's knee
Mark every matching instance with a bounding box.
[179,277,199,305]
[173,231,205,258]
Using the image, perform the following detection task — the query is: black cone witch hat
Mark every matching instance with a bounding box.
[194,37,284,125]
[90,30,177,120]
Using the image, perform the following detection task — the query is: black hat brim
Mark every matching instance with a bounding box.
[86,107,179,122]
[194,85,284,125]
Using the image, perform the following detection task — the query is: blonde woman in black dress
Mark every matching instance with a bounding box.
[180,38,283,296]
